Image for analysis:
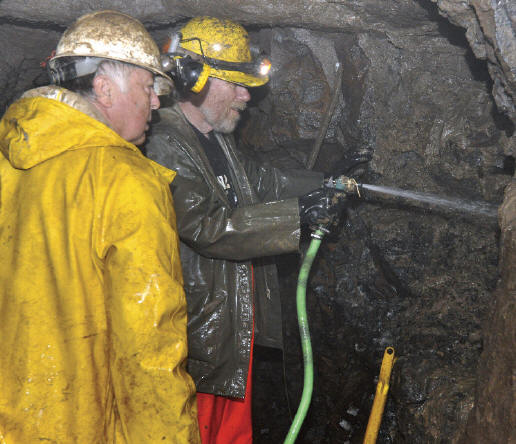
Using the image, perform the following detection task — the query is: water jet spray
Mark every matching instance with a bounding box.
[329,176,499,225]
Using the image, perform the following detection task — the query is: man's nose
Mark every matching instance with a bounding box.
[236,85,251,102]
[151,90,160,110]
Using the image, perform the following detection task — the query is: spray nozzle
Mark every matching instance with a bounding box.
[326,175,361,197]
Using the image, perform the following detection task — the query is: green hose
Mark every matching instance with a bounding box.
[284,227,326,444]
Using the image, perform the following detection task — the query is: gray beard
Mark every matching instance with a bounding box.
[202,104,244,134]
[211,115,240,134]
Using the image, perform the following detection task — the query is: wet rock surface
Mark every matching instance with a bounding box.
[243,13,514,444]
[460,183,516,444]
[1,1,515,442]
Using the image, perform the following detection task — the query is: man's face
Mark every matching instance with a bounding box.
[197,78,251,134]
[110,68,160,145]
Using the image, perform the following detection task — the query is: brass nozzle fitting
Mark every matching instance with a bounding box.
[331,176,361,197]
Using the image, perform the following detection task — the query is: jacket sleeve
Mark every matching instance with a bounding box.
[96,152,199,443]
[237,143,325,202]
[147,133,302,261]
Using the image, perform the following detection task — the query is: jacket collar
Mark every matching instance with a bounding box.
[0,86,137,170]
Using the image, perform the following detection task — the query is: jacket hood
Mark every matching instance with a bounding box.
[0,86,139,170]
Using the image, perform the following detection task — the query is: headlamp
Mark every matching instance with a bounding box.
[203,54,271,78]
[257,57,271,76]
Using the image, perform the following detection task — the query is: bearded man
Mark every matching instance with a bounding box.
[145,16,346,444]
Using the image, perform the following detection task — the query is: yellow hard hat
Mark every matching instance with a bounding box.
[48,10,173,94]
[178,16,270,88]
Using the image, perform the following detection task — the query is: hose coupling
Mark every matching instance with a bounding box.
[311,226,330,239]
[326,175,361,197]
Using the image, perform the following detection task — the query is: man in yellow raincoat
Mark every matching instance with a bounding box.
[0,10,200,443]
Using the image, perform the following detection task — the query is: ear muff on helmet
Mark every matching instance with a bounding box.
[47,57,101,85]
[161,53,210,93]
[176,56,211,93]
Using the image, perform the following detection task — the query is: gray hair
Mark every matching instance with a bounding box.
[94,59,135,93]
[57,57,136,99]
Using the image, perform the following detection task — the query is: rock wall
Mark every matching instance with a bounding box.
[460,182,516,444]
[241,17,514,442]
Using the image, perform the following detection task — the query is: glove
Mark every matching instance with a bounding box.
[298,187,347,228]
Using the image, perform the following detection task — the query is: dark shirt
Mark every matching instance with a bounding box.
[193,127,239,208]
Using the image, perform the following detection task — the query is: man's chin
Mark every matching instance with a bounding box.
[215,113,240,134]
[130,134,146,146]
[213,122,238,134]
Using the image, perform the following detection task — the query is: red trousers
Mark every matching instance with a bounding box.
[197,332,254,444]
[197,267,255,444]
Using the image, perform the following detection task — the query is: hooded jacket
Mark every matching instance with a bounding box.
[0,87,200,443]
[145,104,323,397]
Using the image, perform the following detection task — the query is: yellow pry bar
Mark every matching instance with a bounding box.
[363,346,396,444]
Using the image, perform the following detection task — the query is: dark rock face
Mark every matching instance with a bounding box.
[1,1,515,443]
[0,24,60,115]
[460,182,516,444]
[242,17,514,444]
[432,0,516,122]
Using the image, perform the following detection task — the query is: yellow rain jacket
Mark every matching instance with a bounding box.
[0,87,200,443]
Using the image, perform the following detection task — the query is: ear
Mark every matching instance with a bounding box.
[92,75,115,108]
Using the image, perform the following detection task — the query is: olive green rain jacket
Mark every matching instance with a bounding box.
[0,87,200,444]
[145,104,323,398]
